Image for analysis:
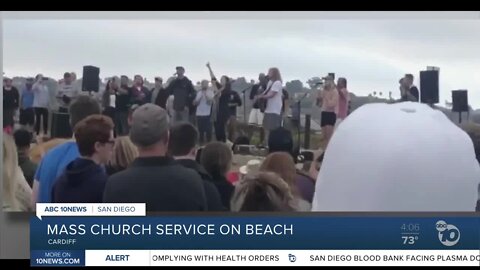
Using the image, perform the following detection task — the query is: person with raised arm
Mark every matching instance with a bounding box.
[206,62,241,143]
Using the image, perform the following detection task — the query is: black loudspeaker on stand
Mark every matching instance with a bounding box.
[420,70,439,104]
[82,65,100,92]
[452,90,468,124]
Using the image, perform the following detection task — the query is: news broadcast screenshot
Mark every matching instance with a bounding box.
[1,11,480,267]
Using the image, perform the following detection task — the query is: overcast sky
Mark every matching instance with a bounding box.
[3,19,480,107]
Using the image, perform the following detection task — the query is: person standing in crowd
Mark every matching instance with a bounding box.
[152,77,168,109]
[3,77,20,134]
[103,104,207,211]
[19,78,36,133]
[403,74,419,102]
[318,76,338,147]
[130,75,150,106]
[311,102,480,211]
[335,77,350,129]
[194,80,214,145]
[257,68,283,145]
[248,73,268,145]
[13,129,37,188]
[231,172,297,212]
[200,142,235,210]
[31,95,101,206]
[32,74,51,136]
[3,133,32,211]
[165,66,196,124]
[115,75,131,136]
[168,123,224,211]
[207,62,242,142]
[57,72,80,113]
[105,136,138,176]
[102,78,118,128]
[260,152,311,211]
[52,115,114,203]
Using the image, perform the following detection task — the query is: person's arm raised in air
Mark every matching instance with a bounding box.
[206,62,216,80]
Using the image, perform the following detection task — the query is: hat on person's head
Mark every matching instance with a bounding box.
[129,104,169,147]
[176,66,185,71]
[154,77,163,82]
[311,102,480,211]
[239,159,262,175]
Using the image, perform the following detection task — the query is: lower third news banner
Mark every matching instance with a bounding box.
[30,205,480,266]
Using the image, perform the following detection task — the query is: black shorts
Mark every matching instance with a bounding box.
[20,108,35,126]
[321,111,336,127]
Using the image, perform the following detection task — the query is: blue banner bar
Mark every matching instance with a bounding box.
[30,217,480,250]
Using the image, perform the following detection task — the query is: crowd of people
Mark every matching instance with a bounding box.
[2,66,480,212]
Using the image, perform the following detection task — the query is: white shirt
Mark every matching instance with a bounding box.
[195,89,214,116]
[264,80,283,115]
[57,83,80,108]
[32,82,50,108]
[109,94,116,108]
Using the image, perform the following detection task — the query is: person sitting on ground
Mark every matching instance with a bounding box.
[103,104,208,211]
[168,123,224,211]
[268,126,316,203]
[32,95,101,207]
[312,102,480,211]
[3,133,32,211]
[231,172,297,212]
[52,115,115,203]
[13,129,37,187]
[260,152,311,211]
[231,135,250,153]
[105,136,138,176]
[200,141,235,210]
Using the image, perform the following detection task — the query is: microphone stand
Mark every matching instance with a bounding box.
[240,86,252,123]
[296,92,309,150]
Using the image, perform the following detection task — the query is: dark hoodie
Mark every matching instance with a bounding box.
[175,159,225,211]
[208,171,235,210]
[52,158,107,203]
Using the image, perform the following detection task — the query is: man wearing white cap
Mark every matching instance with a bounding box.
[312,102,480,211]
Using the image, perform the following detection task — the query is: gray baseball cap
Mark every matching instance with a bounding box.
[129,103,169,147]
